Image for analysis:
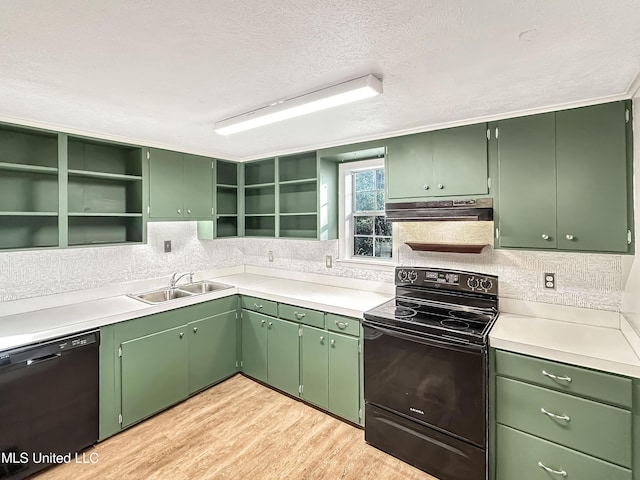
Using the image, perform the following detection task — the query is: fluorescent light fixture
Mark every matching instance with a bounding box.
[214,74,382,135]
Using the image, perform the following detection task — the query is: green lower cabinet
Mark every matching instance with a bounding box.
[328,332,360,424]
[496,425,631,480]
[300,325,329,409]
[241,310,268,383]
[121,325,189,427]
[266,317,300,397]
[188,310,237,394]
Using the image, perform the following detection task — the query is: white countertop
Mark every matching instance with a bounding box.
[0,270,392,351]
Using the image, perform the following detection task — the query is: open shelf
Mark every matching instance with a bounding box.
[245,158,275,185]
[0,215,59,249]
[68,216,143,246]
[280,182,318,214]
[0,126,58,169]
[404,242,491,254]
[216,186,238,215]
[245,185,275,215]
[68,169,142,181]
[0,162,58,174]
[68,138,142,176]
[245,215,275,237]
[278,152,317,182]
[279,214,318,239]
[216,216,238,237]
[0,171,59,213]
[68,177,142,215]
[217,160,238,186]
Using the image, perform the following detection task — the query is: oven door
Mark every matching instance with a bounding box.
[363,318,486,447]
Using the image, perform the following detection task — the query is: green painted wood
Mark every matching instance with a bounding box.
[58,133,68,247]
[318,157,338,240]
[183,154,213,218]
[148,148,184,218]
[496,424,631,480]
[188,310,237,393]
[326,313,359,337]
[121,325,189,427]
[241,296,278,317]
[358,323,364,426]
[385,132,433,199]
[240,309,268,383]
[300,325,329,409]
[556,102,629,252]
[494,349,632,408]
[328,332,360,424]
[496,376,632,467]
[267,317,300,397]
[432,123,488,196]
[497,113,557,249]
[634,379,640,480]
[488,348,497,480]
[279,304,325,328]
[98,325,119,440]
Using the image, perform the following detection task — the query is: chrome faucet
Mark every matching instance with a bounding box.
[169,271,194,289]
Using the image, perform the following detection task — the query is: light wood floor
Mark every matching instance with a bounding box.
[34,375,437,480]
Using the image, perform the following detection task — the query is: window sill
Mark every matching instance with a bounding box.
[335,257,396,271]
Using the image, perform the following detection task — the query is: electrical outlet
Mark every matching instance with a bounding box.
[544,272,555,289]
[268,251,274,262]
[325,255,333,268]
[164,240,172,253]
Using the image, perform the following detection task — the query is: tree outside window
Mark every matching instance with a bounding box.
[352,168,392,258]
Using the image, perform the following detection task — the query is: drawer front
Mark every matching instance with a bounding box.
[496,377,632,467]
[241,296,278,317]
[279,304,324,328]
[495,349,632,408]
[326,313,359,337]
[496,424,631,480]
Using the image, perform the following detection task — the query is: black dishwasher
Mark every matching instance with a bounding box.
[0,330,99,479]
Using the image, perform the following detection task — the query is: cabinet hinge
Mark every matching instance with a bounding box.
[487,177,492,190]
[235,312,238,320]
[495,127,499,139]
[118,413,122,424]
[147,206,150,215]
[359,408,363,420]
[358,341,362,354]
[299,385,303,394]
[118,347,122,358]
[626,109,630,123]
[495,228,500,240]
[486,128,490,140]
[628,230,632,245]
[212,161,214,169]
[298,327,303,337]
[146,151,150,160]
[212,207,214,215]
[235,361,239,368]
[240,360,243,368]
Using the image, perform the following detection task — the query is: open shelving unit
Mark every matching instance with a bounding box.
[278,152,319,239]
[244,158,276,237]
[215,160,239,237]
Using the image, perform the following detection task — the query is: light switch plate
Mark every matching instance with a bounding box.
[325,255,333,268]
[268,251,274,262]
[164,240,172,253]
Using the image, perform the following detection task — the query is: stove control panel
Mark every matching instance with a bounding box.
[396,267,498,295]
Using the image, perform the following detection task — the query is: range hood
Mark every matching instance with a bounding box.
[385,198,493,222]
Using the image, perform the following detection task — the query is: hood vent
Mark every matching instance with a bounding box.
[385,198,493,222]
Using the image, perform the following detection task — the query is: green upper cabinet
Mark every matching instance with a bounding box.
[386,123,488,201]
[148,148,213,220]
[496,101,632,253]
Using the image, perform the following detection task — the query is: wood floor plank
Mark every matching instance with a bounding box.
[34,375,438,480]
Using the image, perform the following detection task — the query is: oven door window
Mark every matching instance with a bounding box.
[364,321,486,447]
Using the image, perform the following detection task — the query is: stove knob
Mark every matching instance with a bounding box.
[467,277,479,290]
[479,278,493,291]
[397,270,408,282]
[407,270,418,283]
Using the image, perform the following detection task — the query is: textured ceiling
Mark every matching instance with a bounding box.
[1,0,639,161]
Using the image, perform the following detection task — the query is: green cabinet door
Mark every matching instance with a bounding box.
[183,154,213,218]
[556,102,629,252]
[385,132,433,199]
[300,325,329,409]
[432,123,488,197]
[120,325,188,427]
[188,310,237,394]
[497,113,557,248]
[267,317,300,397]
[241,310,268,383]
[148,148,184,218]
[328,332,360,424]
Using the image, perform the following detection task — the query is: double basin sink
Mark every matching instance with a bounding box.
[128,280,233,305]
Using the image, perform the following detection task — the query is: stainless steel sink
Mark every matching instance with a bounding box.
[177,281,233,294]
[128,280,233,304]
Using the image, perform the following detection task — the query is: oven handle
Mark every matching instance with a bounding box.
[363,320,485,354]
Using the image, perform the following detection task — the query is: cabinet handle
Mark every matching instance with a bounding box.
[187,209,192,214]
[177,208,182,215]
[294,311,306,319]
[336,321,349,329]
[268,322,273,328]
[542,370,571,383]
[565,234,574,241]
[541,234,550,240]
[537,461,567,477]
[330,339,336,346]
[193,327,198,333]
[540,407,570,422]
[254,304,263,310]
[437,184,444,189]
[320,336,324,343]
[423,185,430,190]
[261,319,266,326]
[179,332,184,339]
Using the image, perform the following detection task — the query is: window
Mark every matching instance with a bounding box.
[339,158,395,264]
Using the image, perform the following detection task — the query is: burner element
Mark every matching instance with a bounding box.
[448,310,486,323]
[440,319,471,331]
[394,307,417,318]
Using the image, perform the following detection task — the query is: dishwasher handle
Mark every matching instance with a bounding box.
[26,352,62,366]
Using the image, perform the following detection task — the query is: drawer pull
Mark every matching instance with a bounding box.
[336,321,349,329]
[254,303,263,310]
[537,461,567,477]
[294,311,306,319]
[542,370,572,383]
[540,407,570,422]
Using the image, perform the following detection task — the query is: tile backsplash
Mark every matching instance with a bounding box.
[0,221,629,312]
